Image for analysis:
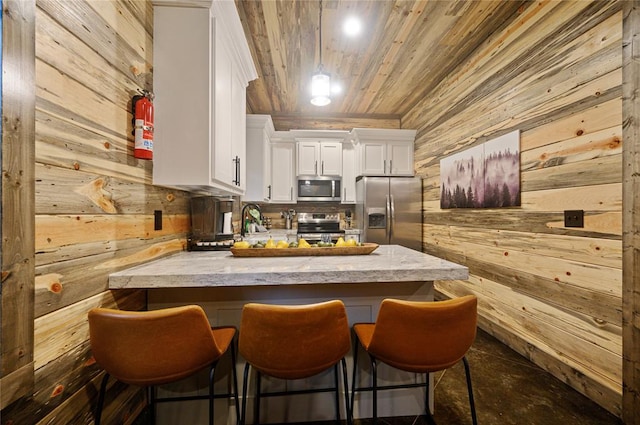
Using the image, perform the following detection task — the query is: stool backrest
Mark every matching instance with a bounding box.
[239,300,351,380]
[368,295,477,372]
[88,305,222,386]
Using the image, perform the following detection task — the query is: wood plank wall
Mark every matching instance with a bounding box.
[1,0,192,423]
[404,1,624,416]
[621,2,640,423]
[0,0,630,422]
[1,0,36,410]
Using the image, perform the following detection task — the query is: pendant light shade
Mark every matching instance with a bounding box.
[311,0,331,106]
[311,69,331,106]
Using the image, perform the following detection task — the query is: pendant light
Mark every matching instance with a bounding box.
[311,0,331,106]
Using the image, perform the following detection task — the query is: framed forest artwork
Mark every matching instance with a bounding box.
[440,130,520,209]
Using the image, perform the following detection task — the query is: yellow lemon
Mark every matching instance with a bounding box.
[276,240,289,249]
[298,238,311,248]
[264,238,276,249]
[346,238,358,247]
[233,241,250,249]
[335,237,346,247]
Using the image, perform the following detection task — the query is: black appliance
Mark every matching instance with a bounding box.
[188,196,236,251]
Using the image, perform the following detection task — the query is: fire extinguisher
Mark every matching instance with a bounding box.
[132,90,154,160]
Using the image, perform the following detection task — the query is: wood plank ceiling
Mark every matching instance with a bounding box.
[235,0,529,129]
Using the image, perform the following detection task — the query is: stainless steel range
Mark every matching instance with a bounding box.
[297,212,344,243]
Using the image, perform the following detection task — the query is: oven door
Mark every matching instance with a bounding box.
[297,233,345,244]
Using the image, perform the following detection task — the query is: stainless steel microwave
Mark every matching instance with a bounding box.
[297,176,341,201]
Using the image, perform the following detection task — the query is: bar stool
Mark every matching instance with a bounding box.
[88,305,240,425]
[238,300,351,425]
[350,295,478,425]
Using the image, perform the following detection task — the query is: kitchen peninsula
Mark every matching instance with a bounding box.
[109,245,467,288]
[108,245,468,424]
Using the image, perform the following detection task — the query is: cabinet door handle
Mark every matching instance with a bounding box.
[389,159,392,174]
[315,161,318,175]
[290,186,293,200]
[321,161,324,175]
[268,184,272,200]
[232,156,241,186]
[236,156,241,186]
[343,187,346,199]
[383,160,386,174]
[232,157,238,185]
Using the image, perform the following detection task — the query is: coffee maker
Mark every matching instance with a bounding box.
[188,196,235,250]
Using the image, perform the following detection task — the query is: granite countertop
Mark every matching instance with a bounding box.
[109,245,468,289]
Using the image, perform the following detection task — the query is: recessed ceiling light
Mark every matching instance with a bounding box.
[343,17,362,37]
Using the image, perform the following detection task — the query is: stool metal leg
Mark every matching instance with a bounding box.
[209,364,216,425]
[463,357,478,425]
[371,355,378,425]
[350,338,359,422]
[150,385,157,424]
[241,363,251,425]
[424,372,436,425]
[333,363,341,423]
[230,342,241,424]
[254,371,262,425]
[95,373,110,425]
[341,358,352,425]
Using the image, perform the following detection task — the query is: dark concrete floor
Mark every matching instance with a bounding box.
[134,328,622,424]
[394,328,623,425]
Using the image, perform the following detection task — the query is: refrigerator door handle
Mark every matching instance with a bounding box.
[386,194,391,240]
[389,194,395,239]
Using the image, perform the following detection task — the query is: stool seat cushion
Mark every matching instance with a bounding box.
[354,296,477,373]
[89,305,234,386]
[239,300,351,380]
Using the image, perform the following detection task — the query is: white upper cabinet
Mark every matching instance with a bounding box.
[351,128,417,176]
[245,115,274,202]
[152,2,257,195]
[270,141,296,202]
[296,139,343,176]
[245,115,296,203]
[341,142,356,204]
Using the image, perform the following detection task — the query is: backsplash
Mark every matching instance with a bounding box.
[240,202,357,231]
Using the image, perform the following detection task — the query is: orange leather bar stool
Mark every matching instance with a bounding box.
[88,305,240,425]
[238,300,351,425]
[351,295,478,425]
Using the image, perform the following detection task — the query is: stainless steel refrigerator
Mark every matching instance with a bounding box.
[355,176,422,251]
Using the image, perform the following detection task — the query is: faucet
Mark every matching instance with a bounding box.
[241,203,262,236]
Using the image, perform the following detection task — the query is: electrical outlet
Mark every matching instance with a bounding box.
[154,210,162,230]
[564,210,584,228]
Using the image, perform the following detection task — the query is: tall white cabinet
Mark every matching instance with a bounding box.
[245,115,297,203]
[270,141,296,202]
[245,115,274,202]
[152,1,257,195]
[341,143,357,203]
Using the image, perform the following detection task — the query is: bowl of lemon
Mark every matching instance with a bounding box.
[230,237,377,257]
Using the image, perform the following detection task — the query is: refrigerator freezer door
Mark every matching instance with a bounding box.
[389,176,422,251]
[357,177,390,245]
